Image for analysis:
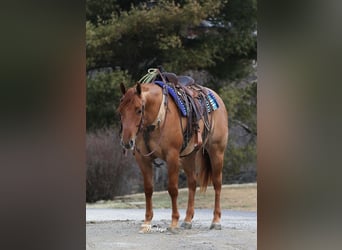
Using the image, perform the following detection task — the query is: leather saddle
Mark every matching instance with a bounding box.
[158,71,208,149]
[162,72,195,86]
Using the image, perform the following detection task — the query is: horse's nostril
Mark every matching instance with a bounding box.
[120,138,134,150]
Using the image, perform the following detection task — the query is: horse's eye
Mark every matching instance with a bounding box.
[136,109,142,115]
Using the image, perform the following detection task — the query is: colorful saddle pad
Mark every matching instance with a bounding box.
[154,80,219,117]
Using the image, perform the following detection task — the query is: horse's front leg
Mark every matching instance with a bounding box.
[166,150,180,231]
[135,154,154,233]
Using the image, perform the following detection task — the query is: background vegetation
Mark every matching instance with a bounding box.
[86,0,257,202]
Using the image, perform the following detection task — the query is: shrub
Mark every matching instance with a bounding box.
[86,128,142,202]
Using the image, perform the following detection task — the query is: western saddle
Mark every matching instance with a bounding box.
[161,72,195,86]
[156,69,210,150]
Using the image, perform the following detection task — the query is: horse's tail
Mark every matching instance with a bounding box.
[199,149,212,192]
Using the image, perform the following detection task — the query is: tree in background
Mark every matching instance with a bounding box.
[87,69,131,129]
[86,0,257,200]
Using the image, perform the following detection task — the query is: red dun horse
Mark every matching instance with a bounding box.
[118,81,228,233]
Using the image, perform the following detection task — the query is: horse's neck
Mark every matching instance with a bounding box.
[142,85,163,125]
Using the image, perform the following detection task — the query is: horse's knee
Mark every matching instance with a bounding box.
[144,188,153,197]
[168,186,178,197]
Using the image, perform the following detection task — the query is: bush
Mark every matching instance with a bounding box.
[223,141,256,184]
[220,73,257,184]
[86,128,142,202]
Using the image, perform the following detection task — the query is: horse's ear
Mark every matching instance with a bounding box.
[136,82,142,95]
[120,82,126,95]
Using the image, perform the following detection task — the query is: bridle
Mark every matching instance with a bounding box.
[136,100,146,135]
[121,84,168,157]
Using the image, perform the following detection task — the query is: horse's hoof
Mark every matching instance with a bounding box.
[180,221,192,229]
[167,227,180,234]
[210,223,222,230]
[139,224,152,234]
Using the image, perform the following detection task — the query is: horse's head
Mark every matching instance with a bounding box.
[117,82,144,150]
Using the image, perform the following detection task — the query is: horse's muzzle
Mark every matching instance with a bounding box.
[120,138,135,150]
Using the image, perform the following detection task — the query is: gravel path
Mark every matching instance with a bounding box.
[86,208,256,250]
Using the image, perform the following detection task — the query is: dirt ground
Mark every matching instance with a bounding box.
[87,219,256,250]
[86,183,257,249]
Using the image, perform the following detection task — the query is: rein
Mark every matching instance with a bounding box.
[135,84,168,157]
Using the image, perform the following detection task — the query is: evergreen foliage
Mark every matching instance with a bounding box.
[86,0,257,197]
[87,69,132,129]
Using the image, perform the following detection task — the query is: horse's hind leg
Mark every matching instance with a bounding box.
[208,148,224,230]
[166,150,180,231]
[135,154,154,233]
[181,155,197,229]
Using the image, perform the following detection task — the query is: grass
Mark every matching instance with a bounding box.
[87,183,257,211]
